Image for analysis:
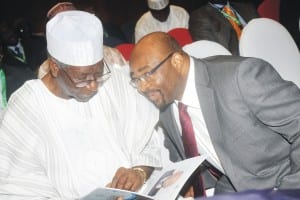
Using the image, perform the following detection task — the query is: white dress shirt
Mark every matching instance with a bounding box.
[173,57,224,173]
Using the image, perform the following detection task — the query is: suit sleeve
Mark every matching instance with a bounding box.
[237,58,300,189]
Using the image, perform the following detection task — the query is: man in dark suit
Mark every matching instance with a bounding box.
[0,18,46,98]
[129,32,300,197]
[1,18,47,71]
[189,0,259,55]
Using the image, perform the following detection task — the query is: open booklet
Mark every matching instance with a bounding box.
[82,155,207,200]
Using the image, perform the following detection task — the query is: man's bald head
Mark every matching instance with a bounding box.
[132,32,181,60]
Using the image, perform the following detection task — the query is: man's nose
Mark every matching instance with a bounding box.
[86,80,98,91]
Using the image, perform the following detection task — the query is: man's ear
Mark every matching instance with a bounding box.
[48,58,59,77]
[171,51,184,71]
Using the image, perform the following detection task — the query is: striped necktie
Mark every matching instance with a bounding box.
[222,3,242,39]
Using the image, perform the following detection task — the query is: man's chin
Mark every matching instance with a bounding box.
[152,99,170,111]
[75,93,96,102]
[159,102,172,111]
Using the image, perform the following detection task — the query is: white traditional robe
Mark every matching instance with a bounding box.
[0,65,162,199]
[134,5,189,43]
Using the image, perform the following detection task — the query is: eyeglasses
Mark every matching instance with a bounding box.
[130,52,174,88]
[60,61,111,88]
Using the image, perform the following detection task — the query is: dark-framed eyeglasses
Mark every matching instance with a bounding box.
[130,52,174,88]
[60,60,111,88]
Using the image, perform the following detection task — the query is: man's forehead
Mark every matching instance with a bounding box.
[130,61,151,77]
[134,65,150,73]
[68,60,104,70]
[131,53,151,67]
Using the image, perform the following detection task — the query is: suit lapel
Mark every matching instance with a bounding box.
[194,59,223,145]
[6,45,27,64]
[193,59,232,171]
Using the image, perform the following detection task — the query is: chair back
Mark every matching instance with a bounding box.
[167,28,193,47]
[257,0,281,22]
[239,18,300,87]
[115,43,135,61]
[183,40,231,58]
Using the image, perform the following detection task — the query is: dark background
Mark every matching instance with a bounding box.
[0,0,298,48]
[0,0,264,25]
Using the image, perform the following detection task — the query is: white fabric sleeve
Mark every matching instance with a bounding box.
[0,87,61,199]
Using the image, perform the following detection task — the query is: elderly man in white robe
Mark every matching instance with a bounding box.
[0,10,163,199]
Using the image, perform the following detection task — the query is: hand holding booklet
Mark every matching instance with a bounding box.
[82,155,207,200]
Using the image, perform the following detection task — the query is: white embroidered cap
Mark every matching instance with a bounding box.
[46,10,103,66]
[147,0,169,10]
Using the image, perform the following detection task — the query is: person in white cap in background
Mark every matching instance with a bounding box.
[134,0,189,43]
[0,10,163,199]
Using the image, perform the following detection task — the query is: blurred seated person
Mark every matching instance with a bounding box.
[74,0,127,47]
[134,0,189,43]
[0,18,47,70]
[0,10,162,199]
[0,43,7,117]
[14,17,48,70]
[47,1,76,19]
[0,19,39,99]
[189,0,259,55]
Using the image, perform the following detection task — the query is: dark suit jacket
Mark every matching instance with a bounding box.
[188,2,259,55]
[2,36,47,99]
[2,63,36,99]
[160,56,300,193]
[196,188,300,200]
[2,36,47,71]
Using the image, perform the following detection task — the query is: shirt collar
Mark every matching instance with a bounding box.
[180,57,201,108]
[7,40,22,51]
[212,3,224,8]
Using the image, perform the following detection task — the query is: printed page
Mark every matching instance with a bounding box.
[82,155,207,200]
[82,187,153,200]
[144,155,207,200]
